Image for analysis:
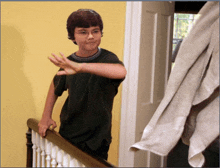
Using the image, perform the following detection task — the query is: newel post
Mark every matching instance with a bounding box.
[26,127,33,167]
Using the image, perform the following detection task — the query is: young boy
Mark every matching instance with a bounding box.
[38,9,126,160]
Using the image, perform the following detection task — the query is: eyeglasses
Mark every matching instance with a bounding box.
[75,29,101,37]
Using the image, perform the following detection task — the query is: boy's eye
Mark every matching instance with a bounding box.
[93,30,100,33]
[80,31,87,34]
[76,29,100,36]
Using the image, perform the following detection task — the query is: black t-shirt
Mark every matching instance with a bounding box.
[53,48,124,150]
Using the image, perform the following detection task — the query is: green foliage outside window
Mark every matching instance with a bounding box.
[172,13,199,68]
[173,13,199,51]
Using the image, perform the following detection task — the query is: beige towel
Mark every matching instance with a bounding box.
[130,2,219,167]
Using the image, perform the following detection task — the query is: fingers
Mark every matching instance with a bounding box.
[57,70,68,76]
[38,121,57,137]
[59,52,72,66]
[52,53,64,62]
[50,53,64,63]
[51,52,68,62]
[51,121,57,130]
[56,69,77,76]
[49,52,69,68]
[59,52,67,60]
[48,56,60,66]
[49,52,79,75]
[38,123,48,138]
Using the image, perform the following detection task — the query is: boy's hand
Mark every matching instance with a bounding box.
[38,117,57,137]
[49,52,82,75]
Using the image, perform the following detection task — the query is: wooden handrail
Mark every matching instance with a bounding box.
[27,118,115,167]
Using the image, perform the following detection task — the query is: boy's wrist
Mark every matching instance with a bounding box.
[79,63,87,73]
[42,113,52,119]
[69,61,84,73]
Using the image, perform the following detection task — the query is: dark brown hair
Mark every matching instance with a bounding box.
[67,9,103,44]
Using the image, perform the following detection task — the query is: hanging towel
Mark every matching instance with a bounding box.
[130,2,219,167]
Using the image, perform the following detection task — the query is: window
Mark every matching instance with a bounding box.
[172,13,200,65]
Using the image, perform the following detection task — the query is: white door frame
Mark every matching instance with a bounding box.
[119,1,142,167]
[119,1,174,166]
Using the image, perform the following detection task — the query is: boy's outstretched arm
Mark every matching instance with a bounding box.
[49,52,127,79]
[38,81,58,137]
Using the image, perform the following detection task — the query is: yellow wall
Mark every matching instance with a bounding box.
[1,1,126,167]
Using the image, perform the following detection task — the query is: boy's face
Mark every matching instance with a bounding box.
[74,26,102,55]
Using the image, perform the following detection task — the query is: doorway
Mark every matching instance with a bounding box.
[118,1,206,167]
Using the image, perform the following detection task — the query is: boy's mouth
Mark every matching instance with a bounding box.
[86,41,96,44]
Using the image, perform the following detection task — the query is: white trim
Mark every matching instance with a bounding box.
[118,1,142,167]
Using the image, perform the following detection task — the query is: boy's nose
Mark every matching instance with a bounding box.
[88,32,94,39]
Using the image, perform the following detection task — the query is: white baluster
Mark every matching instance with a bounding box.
[32,130,37,167]
[36,133,41,167]
[57,147,63,167]
[69,155,77,167]
[41,138,46,167]
[76,160,84,167]
[62,151,69,167]
[51,143,57,167]
[46,140,52,167]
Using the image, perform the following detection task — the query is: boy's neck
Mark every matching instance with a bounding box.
[76,48,99,57]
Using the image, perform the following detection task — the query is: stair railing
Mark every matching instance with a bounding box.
[26,118,115,167]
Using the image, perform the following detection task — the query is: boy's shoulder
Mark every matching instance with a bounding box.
[99,48,119,59]
[99,48,123,64]
[100,48,116,56]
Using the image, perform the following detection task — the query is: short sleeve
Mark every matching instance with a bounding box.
[53,69,67,96]
[99,53,124,66]
[99,52,125,92]
[110,78,124,94]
